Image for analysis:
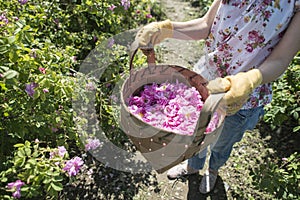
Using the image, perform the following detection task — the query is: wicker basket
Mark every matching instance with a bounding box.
[120,42,225,173]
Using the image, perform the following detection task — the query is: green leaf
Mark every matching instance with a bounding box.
[40,93,46,101]
[43,79,51,88]
[24,147,32,156]
[3,70,19,79]
[43,178,52,184]
[24,31,34,43]
[0,83,7,91]
[293,126,300,132]
[50,182,63,191]
[295,107,300,112]
[292,111,299,120]
[21,185,30,192]
[0,44,9,54]
[85,0,93,6]
[15,20,24,29]
[55,117,61,123]
[15,157,26,167]
[9,51,19,63]
[34,174,44,183]
[1,177,8,183]
[25,140,31,147]
[36,121,41,128]
[27,158,37,165]
[0,66,9,72]
[14,143,25,148]
[52,175,63,182]
[25,163,32,169]
[32,151,39,158]
[33,89,40,99]
[17,149,25,157]
[7,36,16,44]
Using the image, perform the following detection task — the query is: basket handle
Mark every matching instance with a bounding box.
[130,40,156,71]
[193,92,225,144]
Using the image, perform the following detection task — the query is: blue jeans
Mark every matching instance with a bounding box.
[188,106,265,171]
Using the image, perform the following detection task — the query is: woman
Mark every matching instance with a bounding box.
[135,0,300,194]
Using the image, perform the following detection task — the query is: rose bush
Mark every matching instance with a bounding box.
[0,0,162,199]
[264,53,300,133]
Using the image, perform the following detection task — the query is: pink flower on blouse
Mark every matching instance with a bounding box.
[248,30,259,42]
[248,30,265,43]
[263,0,272,5]
[263,10,272,19]
[246,43,254,52]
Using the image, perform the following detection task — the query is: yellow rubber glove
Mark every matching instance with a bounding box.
[135,20,173,47]
[206,77,231,93]
[207,69,263,115]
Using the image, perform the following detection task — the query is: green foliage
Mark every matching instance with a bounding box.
[0,140,68,199]
[264,54,300,132]
[0,0,163,199]
[0,0,159,158]
[186,0,213,16]
[223,131,275,199]
[0,5,78,172]
[251,152,300,199]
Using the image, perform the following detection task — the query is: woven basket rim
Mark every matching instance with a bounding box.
[120,64,209,137]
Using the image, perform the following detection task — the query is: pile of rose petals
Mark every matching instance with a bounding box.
[127,81,219,135]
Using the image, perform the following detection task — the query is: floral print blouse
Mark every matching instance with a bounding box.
[195,0,300,109]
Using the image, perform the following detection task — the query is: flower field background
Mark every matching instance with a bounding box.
[0,0,299,199]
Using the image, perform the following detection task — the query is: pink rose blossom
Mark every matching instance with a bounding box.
[121,0,130,10]
[85,138,102,151]
[146,13,152,18]
[18,0,28,5]
[282,157,288,161]
[127,81,219,135]
[25,82,38,97]
[63,156,84,176]
[0,13,9,26]
[39,67,46,74]
[50,146,67,158]
[108,4,116,11]
[7,180,25,199]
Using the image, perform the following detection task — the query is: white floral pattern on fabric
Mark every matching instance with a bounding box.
[195,0,299,109]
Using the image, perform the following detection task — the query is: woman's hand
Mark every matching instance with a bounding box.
[207,69,263,115]
[135,20,173,48]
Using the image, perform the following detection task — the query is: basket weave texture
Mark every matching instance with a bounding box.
[120,43,225,173]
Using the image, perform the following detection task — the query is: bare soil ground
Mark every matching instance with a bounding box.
[156,0,203,69]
